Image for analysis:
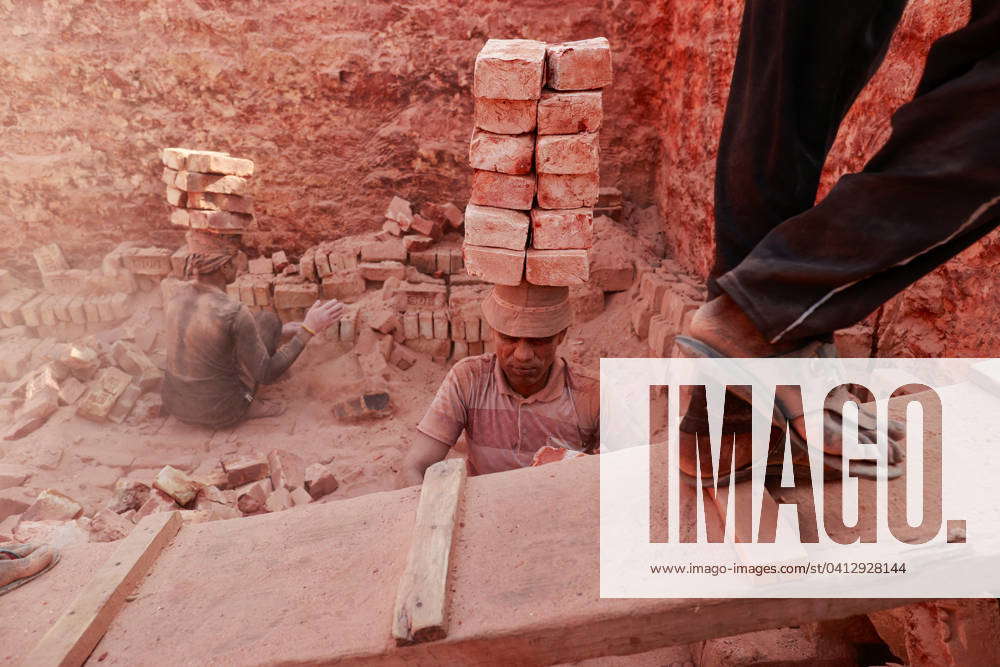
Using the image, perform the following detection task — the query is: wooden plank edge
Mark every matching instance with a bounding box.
[23,510,183,667]
[392,458,467,645]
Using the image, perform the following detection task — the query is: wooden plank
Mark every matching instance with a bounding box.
[23,511,182,667]
[709,482,808,565]
[392,458,466,645]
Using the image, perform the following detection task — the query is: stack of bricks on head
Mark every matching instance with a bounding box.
[465,37,612,287]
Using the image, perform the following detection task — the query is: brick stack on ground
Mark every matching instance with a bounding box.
[629,259,705,357]
[465,37,613,287]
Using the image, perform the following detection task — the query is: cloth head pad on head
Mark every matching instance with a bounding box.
[481,282,573,338]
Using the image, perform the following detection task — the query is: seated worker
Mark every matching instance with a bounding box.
[163,244,342,429]
[399,282,599,486]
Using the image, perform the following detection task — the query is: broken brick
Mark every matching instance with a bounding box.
[153,465,202,506]
[106,478,150,514]
[474,39,547,100]
[77,367,133,423]
[290,487,312,506]
[33,243,70,275]
[546,37,613,91]
[537,90,603,135]
[135,489,180,521]
[409,214,444,241]
[385,196,414,230]
[470,170,535,211]
[469,129,534,175]
[221,452,270,488]
[525,249,590,286]
[21,489,83,522]
[304,463,339,500]
[265,487,292,513]
[268,449,306,492]
[248,256,274,274]
[536,172,599,209]
[88,507,135,542]
[464,204,530,250]
[403,235,435,253]
[530,208,594,249]
[463,245,525,286]
[235,478,272,515]
[474,97,537,134]
[536,133,600,175]
[440,202,464,229]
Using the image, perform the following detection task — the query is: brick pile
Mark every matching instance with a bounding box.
[162,148,255,235]
[465,37,613,287]
[628,260,705,357]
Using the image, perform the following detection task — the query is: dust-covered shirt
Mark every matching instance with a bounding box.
[417,354,599,475]
[162,281,306,428]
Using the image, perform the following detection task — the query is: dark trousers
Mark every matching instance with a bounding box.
[710,0,1000,344]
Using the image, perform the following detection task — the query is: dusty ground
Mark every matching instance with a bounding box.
[0,287,647,518]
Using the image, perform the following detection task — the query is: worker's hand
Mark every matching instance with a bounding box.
[303,299,344,334]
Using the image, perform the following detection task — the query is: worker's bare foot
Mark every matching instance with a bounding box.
[246,398,286,420]
[0,544,54,590]
[685,295,904,466]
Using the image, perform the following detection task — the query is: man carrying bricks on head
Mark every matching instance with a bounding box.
[399,282,599,485]
[163,236,343,428]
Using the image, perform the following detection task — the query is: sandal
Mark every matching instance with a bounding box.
[674,335,904,481]
[0,543,61,596]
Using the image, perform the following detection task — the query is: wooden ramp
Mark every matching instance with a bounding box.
[6,446,916,667]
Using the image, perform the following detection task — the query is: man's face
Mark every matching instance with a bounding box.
[493,328,567,390]
[220,258,238,283]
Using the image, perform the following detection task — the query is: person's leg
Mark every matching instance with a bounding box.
[242,311,286,420]
[713,0,1000,344]
[710,0,908,297]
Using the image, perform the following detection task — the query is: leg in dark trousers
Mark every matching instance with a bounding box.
[716,0,1000,343]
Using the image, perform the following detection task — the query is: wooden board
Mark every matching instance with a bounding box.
[23,511,182,667]
[391,458,466,645]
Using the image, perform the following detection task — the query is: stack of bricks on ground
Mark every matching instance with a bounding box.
[464,37,613,287]
[0,449,342,546]
[629,259,706,357]
[162,148,256,234]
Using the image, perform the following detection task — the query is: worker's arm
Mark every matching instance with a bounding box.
[397,432,451,488]
[235,299,343,385]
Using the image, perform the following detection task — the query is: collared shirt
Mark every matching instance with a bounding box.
[417,354,599,475]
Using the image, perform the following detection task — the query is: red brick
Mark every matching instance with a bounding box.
[470,170,535,210]
[124,247,173,276]
[186,191,254,214]
[221,452,270,488]
[475,97,537,134]
[273,282,318,309]
[88,507,134,542]
[463,245,525,286]
[597,186,622,207]
[290,487,312,506]
[153,465,202,506]
[361,239,407,263]
[403,234,434,252]
[173,171,250,196]
[187,209,253,232]
[402,311,419,339]
[530,208,594,249]
[473,39,546,101]
[268,449,305,491]
[184,151,254,177]
[304,463,339,500]
[389,344,417,370]
[440,202,464,229]
[546,37,613,91]
[235,478,272,514]
[465,204,530,250]
[33,243,69,275]
[360,261,406,282]
[409,214,444,240]
[272,251,289,272]
[469,129,534,175]
[21,489,83,522]
[321,270,365,300]
[134,489,179,521]
[265,487,292,513]
[390,283,447,311]
[537,172,599,209]
[385,196,413,229]
[536,133,599,175]
[525,249,590,286]
[537,90,603,135]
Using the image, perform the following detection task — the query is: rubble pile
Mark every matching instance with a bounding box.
[464,37,614,287]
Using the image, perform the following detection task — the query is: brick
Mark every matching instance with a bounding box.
[469,129,535,175]
[75,367,132,422]
[383,219,402,236]
[248,256,273,275]
[570,283,605,323]
[630,296,653,339]
[49,294,71,322]
[339,308,358,342]
[134,489,179,521]
[536,133,599,175]
[467,341,485,356]
[417,311,434,340]
[361,239,407,263]
[0,289,34,327]
[537,90,603,135]
[61,344,100,380]
[450,248,464,274]
[385,196,413,229]
[589,253,634,292]
[153,465,202,506]
[402,311,419,340]
[304,463,339,500]
[464,204,530,250]
[299,248,317,282]
[106,478,151,513]
[360,261,406,282]
[21,489,83,522]
[57,376,86,405]
[537,172,599,209]
[20,294,46,327]
[391,283,447,311]
[546,37,613,91]
[474,97,537,134]
[647,314,673,357]
[597,186,623,208]
[433,311,449,340]
[162,147,201,170]
[470,170,535,210]
[440,202,464,229]
[124,247,173,275]
[409,214,444,241]
[268,449,305,491]
[169,208,190,228]
[273,282,318,309]
[451,340,469,360]
[463,245,525,286]
[37,295,57,326]
[174,170,250,196]
[328,251,359,271]
[184,190,255,215]
[525,249,590,286]
[272,251,289,272]
[464,316,482,343]
[321,270,365,300]
[235,478,272,515]
[403,234,434,253]
[265,487,292,513]
[435,248,456,274]
[221,452,270,488]
[184,152,254,177]
[290,487,312,506]
[389,344,417,370]
[33,243,69,275]
[473,38,546,100]
[530,208,594,249]
[166,186,187,207]
[187,209,253,232]
[89,507,135,542]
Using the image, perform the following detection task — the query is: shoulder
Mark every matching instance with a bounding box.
[447,353,495,387]
[565,361,599,395]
